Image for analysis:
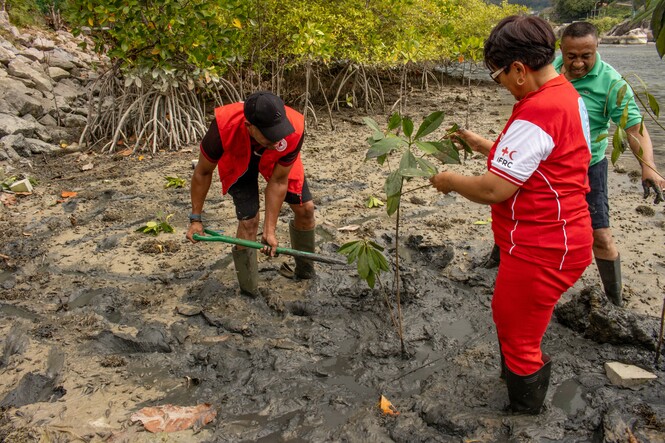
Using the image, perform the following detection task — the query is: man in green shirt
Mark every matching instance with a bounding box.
[554,21,664,306]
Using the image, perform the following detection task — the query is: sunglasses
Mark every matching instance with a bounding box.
[490,66,506,83]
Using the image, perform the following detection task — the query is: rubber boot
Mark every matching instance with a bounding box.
[483,244,501,269]
[506,355,551,415]
[289,220,316,279]
[499,344,507,381]
[231,246,259,297]
[596,255,622,306]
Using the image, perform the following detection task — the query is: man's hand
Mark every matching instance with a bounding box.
[186,222,204,243]
[261,232,278,257]
[642,178,665,204]
[430,171,454,194]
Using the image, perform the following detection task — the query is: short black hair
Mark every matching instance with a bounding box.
[561,21,598,40]
[484,15,555,72]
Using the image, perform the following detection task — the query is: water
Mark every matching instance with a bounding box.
[594,44,665,172]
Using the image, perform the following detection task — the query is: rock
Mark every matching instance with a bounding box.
[0,98,19,116]
[7,58,52,92]
[32,37,55,51]
[0,114,41,139]
[53,82,81,103]
[2,90,46,118]
[1,133,31,157]
[20,48,45,63]
[47,66,70,81]
[46,48,76,71]
[26,138,59,155]
[0,45,15,64]
[39,114,58,126]
[604,362,657,389]
[64,114,87,128]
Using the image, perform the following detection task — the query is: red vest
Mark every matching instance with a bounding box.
[214,103,305,195]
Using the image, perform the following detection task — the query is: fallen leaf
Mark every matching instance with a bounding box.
[118,149,133,157]
[61,191,78,198]
[0,194,16,206]
[130,403,216,433]
[81,163,94,171]
[22,232,32,237]
[138,155,145,161]
[337,224,361,232]
[473,217,492,225]
[378,395,399,416]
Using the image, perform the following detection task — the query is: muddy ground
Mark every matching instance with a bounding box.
[1,83,665,442]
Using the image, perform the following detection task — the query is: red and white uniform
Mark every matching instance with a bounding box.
[489,75,593,270]
[490,75,593,376]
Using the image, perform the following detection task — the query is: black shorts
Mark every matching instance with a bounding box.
[586,157,610,230]
[228,156,312,220]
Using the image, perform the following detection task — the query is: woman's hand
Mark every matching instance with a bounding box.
[430,171,455,194]
[449,128,493,156]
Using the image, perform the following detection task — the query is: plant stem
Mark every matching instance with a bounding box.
[656,295,665,366]
[377,277,399,332]
[627,138,665,181]
[395,204,405,356]
[401,183,430,195]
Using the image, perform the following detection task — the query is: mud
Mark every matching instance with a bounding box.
[1,83,664,442]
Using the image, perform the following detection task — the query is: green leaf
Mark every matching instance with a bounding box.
[595,133,608,142]
[611,126,627,164]
[366,137,405,160]
[647,93,660,118]
[388,113,402,131]
[385,171,403,197]
[363,117,382,133]
[366,271,376,289]
[619,104,629,128]
[399,150,417,172]
[416,157,438,175]
[616,84,627,107]
[414,111,444,139]
[357,247,370,279]
[338,240,361,255]
[432,140,461,164]
[415,141,440,155]
[402,117,414,138]
[452,135,473,156]
[386,193,401,216]
[400,168,431,177]
[367,241,385,252]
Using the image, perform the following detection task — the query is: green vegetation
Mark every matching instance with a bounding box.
[164,176,186,189]
[136,213,175,236]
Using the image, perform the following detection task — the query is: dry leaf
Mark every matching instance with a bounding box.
[81,163,94,171]
[337,224,361,232]
[378,395,399,416]
[130,403,216,433]
[22,232,32,237]
[61,191,78,198]
[0,193,17,206]
[118,149,133,157]
[138,155,145,161]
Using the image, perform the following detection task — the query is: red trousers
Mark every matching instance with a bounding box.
[492,252,586,375]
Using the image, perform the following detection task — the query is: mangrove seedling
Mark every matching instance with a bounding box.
[136,213,175,236]
[164,176,186,189]
[341,110,471,355]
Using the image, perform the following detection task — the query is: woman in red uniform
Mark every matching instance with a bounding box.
[430,15,593,414]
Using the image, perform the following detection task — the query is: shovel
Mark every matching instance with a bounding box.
[193,229,348,265]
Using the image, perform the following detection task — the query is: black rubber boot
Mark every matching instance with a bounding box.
[289,221,316,279]
[483,244,501,269]
[499,344,507,381]
[596,255,622,306]
[506,355,551,415]
[231,246,259,297]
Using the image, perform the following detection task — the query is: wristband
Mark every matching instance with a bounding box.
[189,213,202,223]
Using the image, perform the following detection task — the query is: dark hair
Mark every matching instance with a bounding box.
[484,15,555,72]
[561,21,598,40]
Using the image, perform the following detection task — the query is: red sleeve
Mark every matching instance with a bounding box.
[278,134,304,166]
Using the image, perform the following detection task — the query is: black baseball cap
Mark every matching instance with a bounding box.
[244,91,295,142]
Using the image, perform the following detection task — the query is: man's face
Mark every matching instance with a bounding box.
[246,123,280,149]
[560,35,598,79]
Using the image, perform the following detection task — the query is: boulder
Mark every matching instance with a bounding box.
[53,82,81,103]
[0,114,42,138]
[2,90,47,118]
[7,58,52,92]
[0,45,15,64]
[47,66,70,81]
[32,37,55,51]
[25,138,60,155]
[20,48,45,63]
[46,48,76,71]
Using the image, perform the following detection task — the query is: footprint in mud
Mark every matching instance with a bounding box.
[406,234,455,269]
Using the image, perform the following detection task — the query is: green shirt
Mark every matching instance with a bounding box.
[554,53,642,166]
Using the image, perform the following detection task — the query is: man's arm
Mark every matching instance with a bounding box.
[262,162,292,255]
[186,153,218,242]
[626,123,665,202]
